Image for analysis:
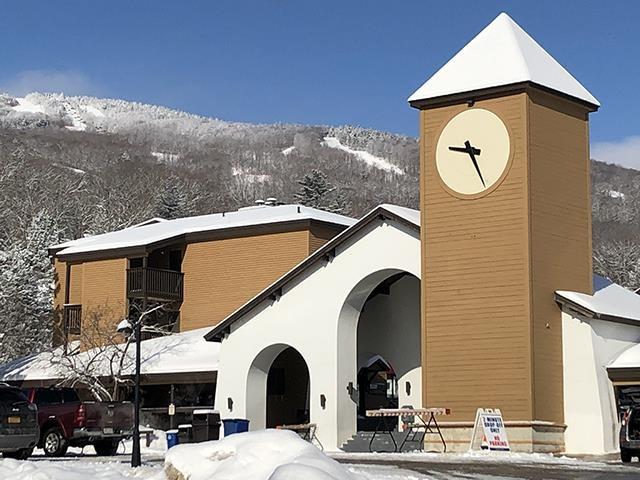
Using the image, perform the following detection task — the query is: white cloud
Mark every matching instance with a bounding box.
[0,70,103,97]
[592,136,640,170]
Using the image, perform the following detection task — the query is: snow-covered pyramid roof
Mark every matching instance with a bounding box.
[408,12,599,108]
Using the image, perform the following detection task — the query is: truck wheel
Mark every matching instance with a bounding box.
[3,447,34,460]
[93,439,120,456]
[621,448,633,463]
[42,427,68,457]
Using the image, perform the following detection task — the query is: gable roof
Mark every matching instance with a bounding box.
[204,204,420,342]
[555,275,640,326]
[408,12,599,109]
[51,205,356,260]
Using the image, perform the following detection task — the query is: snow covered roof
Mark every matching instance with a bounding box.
[609,344,640,370]
[408,12,599,109]
[52,205,356,259]
[555,275,640,325]
[0,327,219,383]
[205,204,419,341]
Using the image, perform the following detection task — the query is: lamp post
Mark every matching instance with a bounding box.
[117,304,164,468]
[131,313,142,467]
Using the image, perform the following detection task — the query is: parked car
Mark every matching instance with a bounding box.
[0,383,38,459]
[620,406,640,462]
[23,387,134,457]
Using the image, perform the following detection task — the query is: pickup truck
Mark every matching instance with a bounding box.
[24,387,134,457]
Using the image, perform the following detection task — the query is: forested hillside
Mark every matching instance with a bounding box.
[0,92,637,361]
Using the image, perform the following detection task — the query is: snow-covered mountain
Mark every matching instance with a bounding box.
[0,92,416,178]
[0,91,638,292]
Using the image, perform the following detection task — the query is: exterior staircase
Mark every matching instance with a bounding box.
[340,430,424,452]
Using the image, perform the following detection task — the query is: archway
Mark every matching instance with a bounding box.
[356,272,420,430]
[337,269,421,441]
[246,344,310,430]
[266,347,310,428]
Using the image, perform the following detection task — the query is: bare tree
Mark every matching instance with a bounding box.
[50,303,170,401]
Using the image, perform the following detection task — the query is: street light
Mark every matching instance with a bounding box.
[117,304,164,468]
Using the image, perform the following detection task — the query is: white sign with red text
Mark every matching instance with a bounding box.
[470,408,510,451]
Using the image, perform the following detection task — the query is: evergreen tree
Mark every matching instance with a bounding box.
[0,212,62,362]
[294,169,348,214]
[153,176,196,220]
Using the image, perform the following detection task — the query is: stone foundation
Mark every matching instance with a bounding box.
[425,421,566,453]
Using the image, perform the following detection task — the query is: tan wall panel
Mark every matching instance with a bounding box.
[68,263,83,305]
[180,230,310,331]
[422,93,533,422]
[528,91,592,424]
[80,258,127,347]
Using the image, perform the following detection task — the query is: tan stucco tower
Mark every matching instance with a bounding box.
[409,13,599,452]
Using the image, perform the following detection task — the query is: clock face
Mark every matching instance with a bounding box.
[435,108,511,197]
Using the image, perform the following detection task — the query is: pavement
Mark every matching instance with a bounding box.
[334,453,640,480]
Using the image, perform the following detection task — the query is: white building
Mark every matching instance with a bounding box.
[207,203,640,453]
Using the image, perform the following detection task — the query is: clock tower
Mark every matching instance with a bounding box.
[409,13,599,452]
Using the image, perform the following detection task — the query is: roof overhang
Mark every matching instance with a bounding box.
[408,81,599,112]
[53,218,348,262]
[554,292,640,327]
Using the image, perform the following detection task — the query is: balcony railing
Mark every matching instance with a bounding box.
[127,267,184,302]
[64,304,82,335]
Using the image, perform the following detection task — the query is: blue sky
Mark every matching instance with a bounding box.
[1,1,639,166]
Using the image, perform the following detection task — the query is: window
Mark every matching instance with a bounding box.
[0,389,27,403]
[130,257,143,269]
[34,389,63,406]
[62,388,80,403]
[267,368,286,396]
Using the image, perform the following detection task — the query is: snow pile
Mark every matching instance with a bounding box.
[165,430,358,480]
[322,137,404,175]
[0,458,163,480]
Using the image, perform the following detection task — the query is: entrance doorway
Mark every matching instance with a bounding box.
[357,356,398,430]
[266,347,310,428]
[355,272,421,432]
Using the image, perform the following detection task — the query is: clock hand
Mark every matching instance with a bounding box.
[448,145,481,155]
[464,140,485,187]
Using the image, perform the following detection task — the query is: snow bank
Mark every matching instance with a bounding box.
[0,458,163,480]
[165,429,358,480]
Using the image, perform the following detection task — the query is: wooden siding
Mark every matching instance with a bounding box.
[68,263,83,305]
[421,89,592,425]
[79,258,127,347]
[421,93,533,422]
[180,229,311,331]
[527,90,592,424]
[308,223,344,253]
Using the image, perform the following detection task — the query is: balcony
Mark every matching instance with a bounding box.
[127,267,184,302]
[64,304,82,335]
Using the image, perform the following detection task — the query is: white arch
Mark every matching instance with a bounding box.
[246,343,310,431]
[336,269,421,445]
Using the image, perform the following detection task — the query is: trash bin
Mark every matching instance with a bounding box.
[178,423,193,444]
[222,418,250,436]
[166,429,179,449]
[192,409,221,442]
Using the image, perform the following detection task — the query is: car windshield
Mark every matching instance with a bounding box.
[0,389,28,403]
